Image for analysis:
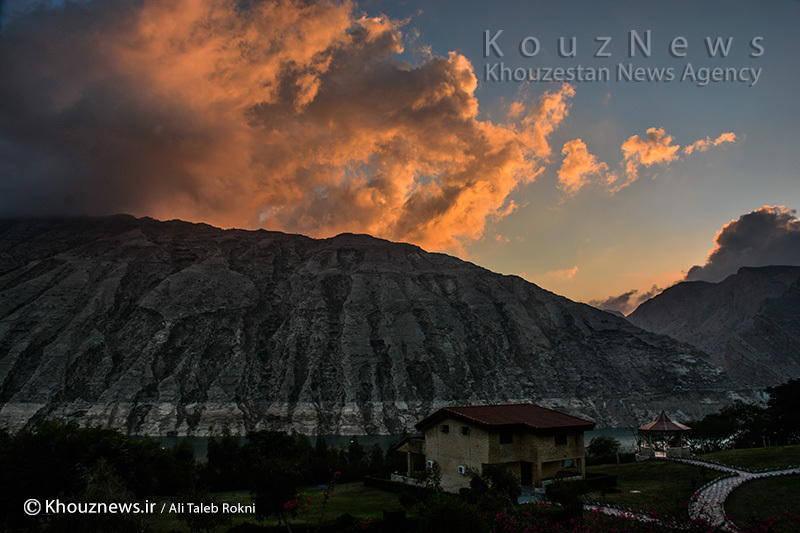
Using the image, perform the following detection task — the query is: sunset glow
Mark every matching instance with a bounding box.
[1,0,799,313]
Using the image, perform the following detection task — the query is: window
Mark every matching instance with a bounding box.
[555,433,568,446]
[499,431,513,444]
[461,426,470,436]
[440,424,449,433]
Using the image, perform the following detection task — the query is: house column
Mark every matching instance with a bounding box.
[406,452,413,477]
[533,461,543,488]
[579,457,586,479]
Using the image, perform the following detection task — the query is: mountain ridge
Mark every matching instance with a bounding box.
[0,215,752,435]
[628,265,800,387]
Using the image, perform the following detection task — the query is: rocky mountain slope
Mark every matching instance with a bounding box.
[628,266,800,388]
[0,216,750,435]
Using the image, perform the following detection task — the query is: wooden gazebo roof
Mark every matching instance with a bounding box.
[639,410,691,433]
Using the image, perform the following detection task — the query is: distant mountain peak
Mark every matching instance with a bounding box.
[628,265,800,387]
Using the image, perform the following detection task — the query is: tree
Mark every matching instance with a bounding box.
[251,458,302,528]
[50,458,148,533]
[424,462,442,493]
[244,431,304,528]
[766,378,800,444]
[368,443,385,476]
[466,464,521,514]
[346,436,367,479]
[205,434,247,490]
[310,436,334,484]
[688,401,768,450]
[587,435,621,457]
[545,479,589,521]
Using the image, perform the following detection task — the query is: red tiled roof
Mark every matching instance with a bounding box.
[414,403,595,433]
[639,410,691,433]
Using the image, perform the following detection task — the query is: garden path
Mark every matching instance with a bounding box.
[675,457,799,532]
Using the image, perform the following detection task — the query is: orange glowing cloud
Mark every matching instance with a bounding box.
[515,84,576,162]
[0,0,574,254]
[621,127,680,179]
[544,266,579,280]
[593,128,739,195]
[683,132,737,154]
[558,139,609,194]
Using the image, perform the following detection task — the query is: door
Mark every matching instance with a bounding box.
[520,461,533,486]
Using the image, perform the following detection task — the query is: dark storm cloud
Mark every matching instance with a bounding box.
[686,206,800,282]
[589,285,662,315]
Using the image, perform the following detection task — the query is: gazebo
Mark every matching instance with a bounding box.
[637,410,691,460]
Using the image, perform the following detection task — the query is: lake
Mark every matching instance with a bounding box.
[146,428,639,460]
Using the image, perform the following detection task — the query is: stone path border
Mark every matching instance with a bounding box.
[676,457,800,532]
[582,457,799,532]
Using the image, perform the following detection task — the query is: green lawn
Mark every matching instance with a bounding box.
[584,461,724,513]
[726,475,800,532]
[147,483,409,532]
[697,445,800,471]
[148,491,256,532]
[293,482,410,525]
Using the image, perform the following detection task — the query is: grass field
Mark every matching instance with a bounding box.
[726,475,800,532]
[141,447,800,531]
[584,460,724,513]
[148,483,409,532]
[697,445,800,471]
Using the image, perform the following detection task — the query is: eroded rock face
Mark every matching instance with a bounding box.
[628,266,800,388]
[0,216,750,435]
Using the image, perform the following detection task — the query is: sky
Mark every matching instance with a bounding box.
[1,0,799,314]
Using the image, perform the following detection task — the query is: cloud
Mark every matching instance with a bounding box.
[589,285,662,315]
[599,128,738,195]
[543,266,579,280]
[686,206,800,282]
[593,205,800,312]
[514,84,575,162]
[0,0,574,254]
[557,139,608,194]
[684,132,737,155]
[617,127,680,185]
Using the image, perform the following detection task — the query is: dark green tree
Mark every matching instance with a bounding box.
[310,436,334,484]
[766,377,800,444]
[368,443,385,475]
[587,435,621,456]
[345,436,367,480]
[466,464,521,514]
[688,400,768,450]
[50,459,147,533]
[545,479,589,521]
[205,434,247,490]
[245,431,306,528]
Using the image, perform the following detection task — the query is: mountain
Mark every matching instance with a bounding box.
[628,266,800,387]
[0,216,750,435]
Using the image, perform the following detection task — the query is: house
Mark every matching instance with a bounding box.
[395,403,595,492]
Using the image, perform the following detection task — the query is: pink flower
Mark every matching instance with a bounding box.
[334,471,342,478]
